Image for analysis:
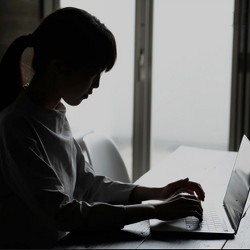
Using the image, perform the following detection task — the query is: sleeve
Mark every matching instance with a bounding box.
[0,119,65,247]
[73,140,137,205]
[0,118,131,247]
[55,200,126,231]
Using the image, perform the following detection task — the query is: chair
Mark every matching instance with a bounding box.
[76,132,131,183]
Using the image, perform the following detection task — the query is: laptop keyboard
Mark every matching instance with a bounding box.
[185,207,228,232]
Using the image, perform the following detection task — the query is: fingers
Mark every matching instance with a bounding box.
[186,180,205,201]
[156,194,203,221]
[182,210,203,222]
[172,194,203,211]
[175,178,205,201]
[169,194,203,221]
[186,189,195,195]
[185,202,203,221]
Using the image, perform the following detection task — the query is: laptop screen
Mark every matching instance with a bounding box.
[223,135,250,232]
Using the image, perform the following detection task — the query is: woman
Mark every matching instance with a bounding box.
[0,7,205,248]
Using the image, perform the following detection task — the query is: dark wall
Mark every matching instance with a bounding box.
[0,0,40,58]
[0,0,40,82]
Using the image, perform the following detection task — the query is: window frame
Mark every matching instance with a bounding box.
[229,0,250,151]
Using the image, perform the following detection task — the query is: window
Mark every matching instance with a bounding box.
[151,0,234,168]
[59,0,235,179]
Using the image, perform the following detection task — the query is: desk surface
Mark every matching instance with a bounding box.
[56,146,250,249]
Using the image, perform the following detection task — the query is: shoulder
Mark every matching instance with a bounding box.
[0,105,32,142]
[0,105,27,126]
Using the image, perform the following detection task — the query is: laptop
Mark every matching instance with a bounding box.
[150,135,250,239]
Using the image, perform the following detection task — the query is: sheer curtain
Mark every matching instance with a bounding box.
[151,0,234,168]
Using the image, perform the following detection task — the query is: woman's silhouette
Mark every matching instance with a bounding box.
[0,7,205,248]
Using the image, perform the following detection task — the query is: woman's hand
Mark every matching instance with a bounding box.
[129,177,205,204]
[125,192,203,225]
[153,193,203,221]
[159,178,205,201]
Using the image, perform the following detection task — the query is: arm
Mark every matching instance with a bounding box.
[74,140,137,205]
[74,140,205,225]
[129,178,205,203]
[67,176,204,229]
[31,144,204,230]
[124,194,203,225]
[124,178,205,225]
[56,186,203,231]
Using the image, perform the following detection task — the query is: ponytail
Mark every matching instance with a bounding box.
[0,34,34,112]
[0,7,117,113]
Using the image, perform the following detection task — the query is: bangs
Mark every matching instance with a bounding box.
[58,18,117,73]
[81,21,117,73]
[99,29,117,72]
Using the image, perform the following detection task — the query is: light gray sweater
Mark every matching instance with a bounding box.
[0,90,136,248]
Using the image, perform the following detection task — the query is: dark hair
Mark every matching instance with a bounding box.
[0,7,117,111]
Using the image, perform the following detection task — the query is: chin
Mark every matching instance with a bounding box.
[65,99,83,106]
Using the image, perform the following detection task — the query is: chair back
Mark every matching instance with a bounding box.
[77,132,130,183]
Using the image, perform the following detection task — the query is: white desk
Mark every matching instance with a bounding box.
[57,146,250,249]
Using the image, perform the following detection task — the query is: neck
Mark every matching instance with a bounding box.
[27,72,62,110]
